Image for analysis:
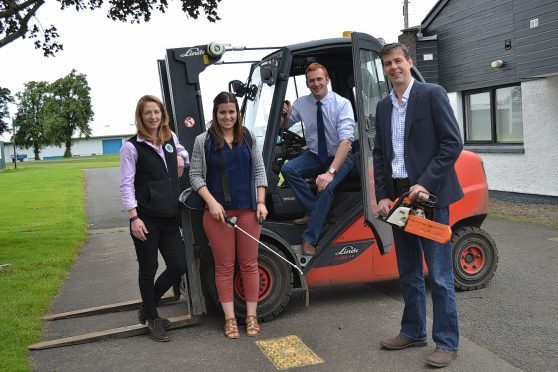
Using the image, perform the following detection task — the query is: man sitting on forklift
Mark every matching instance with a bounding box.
[281,62,355,255]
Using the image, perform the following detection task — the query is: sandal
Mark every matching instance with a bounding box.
[245,315,260,337]
[224,318,239,339]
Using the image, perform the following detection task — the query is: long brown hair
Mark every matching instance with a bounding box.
[134,95,171,146]
[208,91,244,148]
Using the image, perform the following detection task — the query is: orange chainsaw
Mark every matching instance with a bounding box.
[382,191,452,244]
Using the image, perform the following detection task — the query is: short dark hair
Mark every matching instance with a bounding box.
[379,43,411,61]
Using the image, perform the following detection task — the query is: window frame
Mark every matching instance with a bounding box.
[462,84,524,146]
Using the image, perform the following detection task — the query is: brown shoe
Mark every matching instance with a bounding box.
[301,240,317,255]
[380,334,427,350]
[294,215,310,225]
[138,306,170,328]
[147,318,170,342]
[426,348,457,368]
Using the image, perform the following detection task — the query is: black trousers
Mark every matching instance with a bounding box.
[131,214,186,319]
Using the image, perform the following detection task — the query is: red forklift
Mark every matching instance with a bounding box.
[29,32,497,350]
[161,32,498,321]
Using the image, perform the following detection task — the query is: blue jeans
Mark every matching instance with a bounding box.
[281,150,355,245]
[392,207,459,350]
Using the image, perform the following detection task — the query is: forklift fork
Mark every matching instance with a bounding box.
[28,277,202,350]
[28,210,206,351]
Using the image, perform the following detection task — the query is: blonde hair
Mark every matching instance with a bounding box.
[134,95,171,145]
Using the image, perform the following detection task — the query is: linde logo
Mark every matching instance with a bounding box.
[180,48,205,57]
[336,246,359,255]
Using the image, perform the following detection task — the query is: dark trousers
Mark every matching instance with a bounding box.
[131,215,186,319]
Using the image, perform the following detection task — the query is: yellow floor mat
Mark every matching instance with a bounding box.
[256,335,324,370]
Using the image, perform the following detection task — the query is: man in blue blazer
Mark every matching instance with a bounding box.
[373,43,463,368]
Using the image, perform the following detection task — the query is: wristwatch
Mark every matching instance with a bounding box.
[328,167,337,175]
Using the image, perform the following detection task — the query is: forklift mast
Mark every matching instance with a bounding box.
[158,43,226,191]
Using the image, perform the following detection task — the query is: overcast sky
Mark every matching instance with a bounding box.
[0,0,438,141]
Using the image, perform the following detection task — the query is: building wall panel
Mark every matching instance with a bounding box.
[420,0,558,91]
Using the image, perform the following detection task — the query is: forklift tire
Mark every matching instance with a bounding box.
[206,242,294,322]
[451,226,498,291]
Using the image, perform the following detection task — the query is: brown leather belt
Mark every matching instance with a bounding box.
[393,178,411,188]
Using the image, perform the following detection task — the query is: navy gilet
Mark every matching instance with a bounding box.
[128,136,179,218]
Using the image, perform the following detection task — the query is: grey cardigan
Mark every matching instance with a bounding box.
[189,129,268,195]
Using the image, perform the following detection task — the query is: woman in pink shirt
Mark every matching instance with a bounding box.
[119,95,189,342]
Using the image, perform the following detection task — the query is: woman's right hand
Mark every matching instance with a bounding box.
[131,218,149,241]
[208,201,225,222]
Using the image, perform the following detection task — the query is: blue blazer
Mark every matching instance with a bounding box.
[373,81,464,209]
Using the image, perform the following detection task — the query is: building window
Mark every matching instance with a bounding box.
[464,85,523,144]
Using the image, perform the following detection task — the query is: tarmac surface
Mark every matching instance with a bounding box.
[29,167,557,371]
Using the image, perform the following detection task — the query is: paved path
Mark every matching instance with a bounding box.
[30,168,527,371]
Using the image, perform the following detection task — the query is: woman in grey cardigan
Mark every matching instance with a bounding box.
[189,92,267,339]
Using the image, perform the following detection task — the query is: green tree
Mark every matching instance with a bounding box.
[44,70,94,157]
[0,0,221,56]
[13,81,51,160]
[0,86,14,135]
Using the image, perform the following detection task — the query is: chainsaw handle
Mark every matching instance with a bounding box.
[385,190,436,219]
[395,190,437,206]
[378,190,438,224]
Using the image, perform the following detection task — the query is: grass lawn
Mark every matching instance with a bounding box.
[0,155,120,371]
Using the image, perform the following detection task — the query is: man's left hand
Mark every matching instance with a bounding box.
[316,172,334,192]
[409,184,429,201]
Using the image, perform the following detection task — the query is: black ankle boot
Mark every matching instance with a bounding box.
[147,318,170,342]
[138,306,171,328]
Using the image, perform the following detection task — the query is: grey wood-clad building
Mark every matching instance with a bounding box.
[400,0,558,202]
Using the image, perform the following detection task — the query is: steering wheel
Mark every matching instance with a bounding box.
[278,128,305,157]
[271,128,306,175]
